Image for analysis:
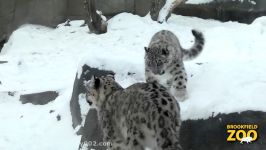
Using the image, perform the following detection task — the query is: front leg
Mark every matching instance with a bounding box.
[109,141,129,150]
[170,74,188,102]
[104,128,130,150]
[102,122,126,150]
[170,86,188,102]
[102,117,129,150]
[145,69,157,83]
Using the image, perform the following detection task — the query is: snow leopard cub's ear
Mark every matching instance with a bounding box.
[84,77,93,91]
[106,73,115,79]
[144,47,150,53]
[85,75,101,90]
[93,76,101,89]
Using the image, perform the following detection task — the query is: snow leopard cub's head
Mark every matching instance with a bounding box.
[145,44,174,75]
[85,75,122,108]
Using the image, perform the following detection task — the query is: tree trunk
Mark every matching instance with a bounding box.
[150,0,167,21]
[83,0,107,34]
[0,34,7,53]
[150,0,185,23]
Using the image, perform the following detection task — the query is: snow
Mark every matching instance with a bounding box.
[237,0,257,5]
[186,0,213,4]
[1,13,266,149]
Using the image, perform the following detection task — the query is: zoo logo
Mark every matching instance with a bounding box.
[226,124,258,144]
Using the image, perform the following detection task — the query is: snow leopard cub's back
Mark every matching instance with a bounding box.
[85,75,182,150]
[145,29,204,102]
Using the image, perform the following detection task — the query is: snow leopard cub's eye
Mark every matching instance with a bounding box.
[157,60,163,66]
[147,62,152,67]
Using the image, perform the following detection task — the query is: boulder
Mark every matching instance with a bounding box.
[78,109,107,150]
[0,61,8,64]
[19,91,59,105]
[0,35,7,52]
[69,64,114,149]
[174,1,266,24]
[69,64,114,131]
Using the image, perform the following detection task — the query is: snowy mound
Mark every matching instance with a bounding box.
[0,13,266,150]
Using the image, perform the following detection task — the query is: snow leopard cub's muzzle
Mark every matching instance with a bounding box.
[145,47,169,75]
[147,61,165,75]
[86,95,93,106]
[84,76,101,106]
[153,67,165,75]
[84,81,94,106]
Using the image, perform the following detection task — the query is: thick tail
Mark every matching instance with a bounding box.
[182,29,205,61]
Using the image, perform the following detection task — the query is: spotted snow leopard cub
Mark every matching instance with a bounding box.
[145,29,205,102]
[85,75,182,150]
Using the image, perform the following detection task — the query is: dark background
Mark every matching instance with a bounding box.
[0,0,150,40]
[1,0,266,43]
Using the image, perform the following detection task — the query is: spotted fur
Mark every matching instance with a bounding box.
[145,29,204,101]
[85,75,182,150]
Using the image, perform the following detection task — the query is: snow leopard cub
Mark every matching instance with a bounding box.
[85,75,182,150]
[145,29,205,102]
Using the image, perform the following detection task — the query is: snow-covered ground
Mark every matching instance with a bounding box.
[0,13,266,150]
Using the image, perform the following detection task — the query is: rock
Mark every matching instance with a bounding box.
[174,2,266,24]
[8,91,15,96]
[19,91,58,105]
[69,64,114,131]
[56,115,61,121]
[49,110,55,113]
[78,109,106,150]
[0,36,7,52]
[196,63,203,65]
[0,61,8,64]
[70,64,114,149]
[127,72,136,76]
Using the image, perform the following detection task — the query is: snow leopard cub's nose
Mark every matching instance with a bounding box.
[87,100,93,106]
[85,93,93,106]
